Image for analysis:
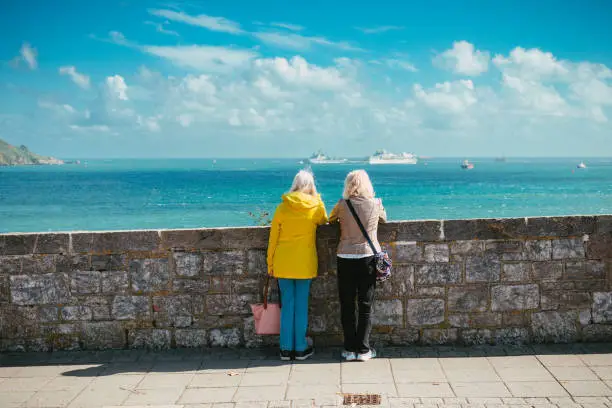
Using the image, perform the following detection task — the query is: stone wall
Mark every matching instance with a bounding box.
[1,215,611,351]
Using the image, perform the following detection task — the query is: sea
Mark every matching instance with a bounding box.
[1,158,611,233]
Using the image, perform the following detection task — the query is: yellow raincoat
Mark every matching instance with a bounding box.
[267,192,328,279]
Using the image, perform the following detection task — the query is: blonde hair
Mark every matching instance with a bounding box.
[289,169,318,196]
[343,170,375,199]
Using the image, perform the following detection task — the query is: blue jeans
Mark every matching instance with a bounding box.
[278,278,311,352]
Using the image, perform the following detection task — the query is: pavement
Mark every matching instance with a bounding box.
[1,344,612,408]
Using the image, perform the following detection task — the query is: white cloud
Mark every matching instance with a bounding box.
[253,31,363,52]
[501,74,568,116]
[59,66,91,89]
[270,22,304,31]
[381,59,418,72]
[414,80,477,113]
[493,47,568,79]
[148,9,243,34]
[435,41,489,76]
[38,100,77,115]
[355,25,404,34]
[143,45,258,72]
[253,56,350,91]
[70,124,111,132]
[144,20,179,36]
[106,75,129,100]
[11,42,38,70]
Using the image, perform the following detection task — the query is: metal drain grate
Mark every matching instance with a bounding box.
[342,393,381,405]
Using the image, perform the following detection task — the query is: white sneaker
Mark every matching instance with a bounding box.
[341,350,357,361]
[356,348,376,362]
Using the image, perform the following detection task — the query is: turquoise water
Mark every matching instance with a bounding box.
[1,158,611,233]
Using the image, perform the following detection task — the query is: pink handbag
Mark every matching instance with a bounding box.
[250,276,281,335]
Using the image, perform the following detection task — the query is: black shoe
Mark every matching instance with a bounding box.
[294,347,314,361]
[280,350,292,361]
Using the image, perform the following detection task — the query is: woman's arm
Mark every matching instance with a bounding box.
[266,208,282,276]
[328,201,340,223]
[315,202,329,225]
[378,198,388,223]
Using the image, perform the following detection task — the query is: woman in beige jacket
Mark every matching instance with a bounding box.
[329,170,387,362]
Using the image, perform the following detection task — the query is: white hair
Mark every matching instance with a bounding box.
[289,169,318,196]
[343,169,375,199]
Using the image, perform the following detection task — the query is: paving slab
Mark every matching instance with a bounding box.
[549,366,600,381]
[188,373,242,388]
[537,355,586,367]
[504,381,569,397]
[451,382,512,397]
[561,381,612,397]
[232,385,286,402]
[178,387,237,404]
[123,387,185,405]
[396,382,454,397]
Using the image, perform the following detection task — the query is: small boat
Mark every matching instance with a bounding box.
[368,149,418,165]
[577,162,587,169]
[461,160,474,170]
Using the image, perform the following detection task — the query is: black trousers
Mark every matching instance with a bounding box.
[337,256,376,354]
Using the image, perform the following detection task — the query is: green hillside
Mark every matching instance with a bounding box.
[0,138,63,166]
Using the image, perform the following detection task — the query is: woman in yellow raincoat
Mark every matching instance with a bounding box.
[267,170,328,361]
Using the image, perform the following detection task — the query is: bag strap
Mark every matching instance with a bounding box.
[346,199,378,255]
[263,276,282,309]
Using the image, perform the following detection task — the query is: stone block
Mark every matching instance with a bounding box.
[491,284,539,311]
[592,292,612,323]
[502,263,531,282]
[448,312,501,328]
[153,295,193,327]
[34,233,70,254]
[444,218,526,241]
[71,271,101,294]
[161,227,268,250]
[38,306,59,322]
[209,327,241,347]
[448,286,488,312]
[175,329,208,347]
[72,230,160,253]
[421,328,458,345]
[466,253,501,282]
[128,329,171,349]
[90,254,127,271]
[82,321,125,349]
[502,312,528,327]
[21,255,56,274]
[531,311,579,343]
[532,262,563,281]
[406,299,445,326]
[372,299,403,326]
[310,277,337,300]
[55,255,89,273]
[101,271,129,293]
[486,240,523,253]
[552,238,586,260]
[202,250,245,275]
[173,252,202,277]
[206,294,255,315]
[582,325,612,342]
[376,264,413,298]
[451,241,485,255]
[247,249,267,275]
[9,273,71,305]
[61,306,92,321]
[424,244,449,263]
[1,234,37,255]
[525,216,596,237]
[111,296,151,320]
[0,256,22,274]
[415,263,461,285]
[494,328,530,345]
[173,279,209,293]
[84,297,111,320]
[0,275,8,302]
[579,309,592,325]
[393,242,423,262]
[587,233,612,259]
[564,261,606,280]
[396,220,441,241]
[231,277,261,295]
[129,258,170,293]
[524,240,552,261]
[413,286,445,297]
[460,328,493,345]
[574,280,606,290]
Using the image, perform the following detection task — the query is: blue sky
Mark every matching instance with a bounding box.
[1,0,612,158]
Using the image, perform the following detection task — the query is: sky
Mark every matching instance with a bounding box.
[1,0,612,158]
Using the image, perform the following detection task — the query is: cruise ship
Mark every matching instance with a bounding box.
[368,150,418,165]
[308,151,347,164]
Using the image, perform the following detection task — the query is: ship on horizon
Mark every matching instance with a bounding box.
[368,150,418,165]
[308,151,348,164]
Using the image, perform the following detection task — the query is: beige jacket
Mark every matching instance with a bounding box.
[329,196,387,256]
